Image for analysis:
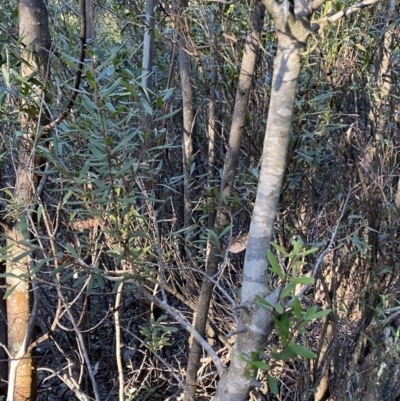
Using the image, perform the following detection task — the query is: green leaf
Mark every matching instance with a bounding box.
[255,295,273,309]
[86,69,98,91]
[50,261,71,276]
[304,307,331,321]
[19,215,29,240]
[37,205,43,224]
[3,284,18,299]
[292,238,302,254]
[274,312,290,344]
[304,305,318,320]
[291,276,314,284]
[99,78,122,99]
[206,229,220,246]
[66,243,78,259]
[268,250,285,278]
[293,296,301,318]
[297,247,319,256]
[289,344,317,359]
[2,188,14,199]
[141,97,153,115]
[271,242,289,256]
[274,303,284,315]
[276,346,297,361]
[73,273,88,288]
[267,375,279,395]
[251,361,270,370]
[153,108,180,122]
[219,224,233,239]
[87,274,94,295]
[281,281,297,299]
[11,249,32,263]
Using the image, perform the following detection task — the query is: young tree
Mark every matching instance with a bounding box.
[213,1,380,399]
[5,0,51,399]
[185,1,266,397]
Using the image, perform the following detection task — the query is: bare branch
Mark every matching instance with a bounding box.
[142,290,226,377]
[326,0,379,23]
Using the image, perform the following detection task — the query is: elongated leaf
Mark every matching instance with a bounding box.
[297,247,319,256]
[3,284,18,299]
[281,281,297,299]
[66,243,78,259]
[267,375,279,395]
[291,276,314,284]
[274,312,290,343]
[255,294,273,309]
[289,344,317,359]
[304,305,318,320]
[251,361,270,371]
[99,78,122,99]
[268,250,285,278]
[20,214,29,240]
[11,249,32,263]
[293,296,301,318]
[276,346,297,361]
[305,308,332,321]
[271,242,289,256]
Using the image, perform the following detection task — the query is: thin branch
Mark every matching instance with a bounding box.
[42,0,88,132]
[120,326,195,401]
[165,266,239,324]
[326,0,379,23]
[142,290,226,377]
[114,282,124,401]
[57,288,100,401]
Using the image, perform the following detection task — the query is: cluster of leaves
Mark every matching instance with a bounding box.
[240,239,331,394]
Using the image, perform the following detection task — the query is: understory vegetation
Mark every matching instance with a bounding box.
[0,0,400,400]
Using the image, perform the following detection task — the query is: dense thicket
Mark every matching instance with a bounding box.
[0,0,399,400]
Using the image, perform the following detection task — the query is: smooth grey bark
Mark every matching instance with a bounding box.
[213,1,382,400]
[185,2,266,399]
[142,0,155,91]
[5,1,51,400]
[214,0,310,399]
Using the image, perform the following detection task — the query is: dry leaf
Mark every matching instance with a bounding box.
[228,233,248,254]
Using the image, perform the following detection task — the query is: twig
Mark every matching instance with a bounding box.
[326,0,379,23]
[120,325,195,401]
[114,282,125,401]
[142,290,226,377]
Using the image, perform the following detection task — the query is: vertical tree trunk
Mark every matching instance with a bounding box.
[142,0,155,91]
[213,1,310,399]
[185,2,265,398]
[6,1,50,399]
[177,5,194,234]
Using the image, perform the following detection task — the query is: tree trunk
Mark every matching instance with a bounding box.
[6,0,50,399]
[214,1,310,399]
[142,0,155,91]
[185,1,265,398]
[174,0,195,257]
